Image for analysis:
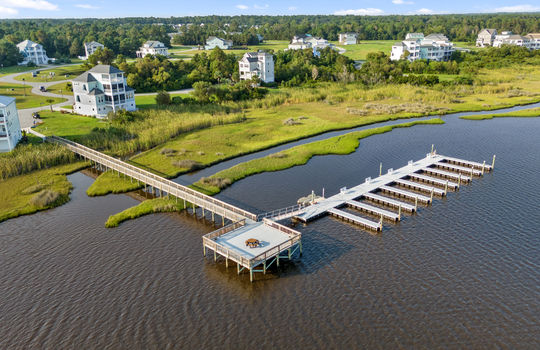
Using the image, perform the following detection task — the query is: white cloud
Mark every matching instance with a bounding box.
[236,4,248,10]
[415,8,435,14]
[288,6,297,11]
[392,0,414,4]
[0,0,58,11]
[254,4,269,9]
[75,4,99,9]
[334,8,384,15]
[493,4,540,12]
[0,5,18,16]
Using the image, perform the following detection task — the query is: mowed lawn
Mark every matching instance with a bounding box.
[0,82,66,109]
[333,40,395,60]
[175,40,290,57]
[14,65,87,83]
[34,111,107,141]
[0,65,38,78]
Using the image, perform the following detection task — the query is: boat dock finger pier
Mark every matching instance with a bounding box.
[293,152,494,231]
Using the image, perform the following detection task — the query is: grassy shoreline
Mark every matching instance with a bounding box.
[192,118,445,195]
[105,197,186,228]
[87,170,144,196]
[460,107,540,120]
[0,162,89,223]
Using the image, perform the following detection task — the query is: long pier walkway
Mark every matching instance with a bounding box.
[47,135,302,282]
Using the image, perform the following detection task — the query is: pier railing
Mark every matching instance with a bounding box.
[256,203,309,221]
[48,136,257,222]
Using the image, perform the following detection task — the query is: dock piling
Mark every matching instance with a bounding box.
[445,181,449,195]
[379,162,382,176]
[414,196,418,211]
[482,161,486,175]
[492,155,496,169]
[430,188,434,203]
[398,205,402,220]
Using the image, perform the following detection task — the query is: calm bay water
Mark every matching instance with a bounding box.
[1,111,539,349]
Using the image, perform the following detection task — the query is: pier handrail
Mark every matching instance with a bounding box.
[48,136,258,221]
[256,202,309,221]
[251,234,302,266]
[203,220,246,240]
[262,218,301,238]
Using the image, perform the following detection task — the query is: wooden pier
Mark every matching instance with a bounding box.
[293,152,495,232]
[46,135,303,283]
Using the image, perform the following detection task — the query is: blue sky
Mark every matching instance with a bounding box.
[0,0,539,18]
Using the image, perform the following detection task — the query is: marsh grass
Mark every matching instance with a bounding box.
[29,190,61,207]
[105,197,186,228]
[460,107,540,120]
[192,118,445,195]
[86,170,143,196]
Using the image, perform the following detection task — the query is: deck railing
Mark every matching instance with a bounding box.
[256,202,309,221]
[48,135,257,221]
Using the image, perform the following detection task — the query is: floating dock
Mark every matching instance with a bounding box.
[293,152,494,231]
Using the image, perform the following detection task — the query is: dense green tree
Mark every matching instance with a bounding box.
[0,40,22,66]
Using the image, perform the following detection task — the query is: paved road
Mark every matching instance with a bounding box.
[0,65,74,128]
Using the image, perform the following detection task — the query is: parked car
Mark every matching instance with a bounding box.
[39,86,46,92]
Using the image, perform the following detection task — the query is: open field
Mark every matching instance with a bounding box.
[34,111,107,142]
[46,81,72,96]
[0,162,88,223]
[175,40,290,57]
[193,119,445,195]
[332,40,395,60]
[134,93,191,109]
[460,107,540,120]
[0,82,66,109]
[14,64,86,83]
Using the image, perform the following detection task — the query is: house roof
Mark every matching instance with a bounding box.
[425,33,449,41]
[72,71,97,83]
[0,96,16,108]
[144,40,165,48]
[88,65,123,74]
[17,40,41,49]
[84,41,103,48]
[480,29,497,35]
[526,33,540,39]
[87,88,104,96]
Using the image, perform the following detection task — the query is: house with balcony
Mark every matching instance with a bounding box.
[16,40,50,65]
[339,33,357,45]
[0,96,22,153]
[526,33,540,50]
[288,34,331,51]
[72,65,136,118]
[476,29,497,47]
[239,51,274,83]
[205,37,233,50]
[83,41,104,59]
[390,33,455,62]
[136,41,169,57]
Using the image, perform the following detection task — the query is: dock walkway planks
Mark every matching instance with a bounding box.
[409,173,459,189]
[394,179,446,196]
[328,208,382,231]
[346,200,400,221]
[443,156,492,172]
[363,193,416,212]
[422,167,471,182]
[435,162,483,176]
[379,185,432,204]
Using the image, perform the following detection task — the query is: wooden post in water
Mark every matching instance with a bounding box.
[458,175,461,189]
[470,167,473,180]
[445,181,449,195]
[299,241,303,256]
[431,144,434,154]
[203,245,206,256]
[482,161,486,175]
[379,163,382,176]
[398,205,402,221]
[430,188,434,203]
[379,214,383,231]
[492,155,496,169]
[250,268,253,282]
[211,212,215,222]
[414,197,418,212]
[263,261,266,274]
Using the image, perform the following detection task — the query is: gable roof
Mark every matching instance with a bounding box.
[17,40,41,49]
[72,71,97,83]
[88,65,123,74]
[144,40,165,48]
[0,96,16,108]
[480,29,497,35]
[84,41,103,48]
[88,88,104,96]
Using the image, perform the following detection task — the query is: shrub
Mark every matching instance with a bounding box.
[200,177,232,189]
[21,184,45,195]
[155,91,171,106]
[29,190,61,207]
[172,159,202,171]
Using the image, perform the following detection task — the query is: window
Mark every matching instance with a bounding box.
[76,95,81,102]
[83,85,87,91]
[102,74,109,80]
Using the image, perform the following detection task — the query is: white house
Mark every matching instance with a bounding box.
[476,29,497,47]
[16,40,49,65]
[0,96,22,153]
[72,65,136,118]
[136,41,169,58]
[288,34,332,51]
[205,37,233,50]
[526,33,540,50]
[339,33,357,45]
[83,41,104,59]
[239,51,274,83]
[390,33,455,62]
